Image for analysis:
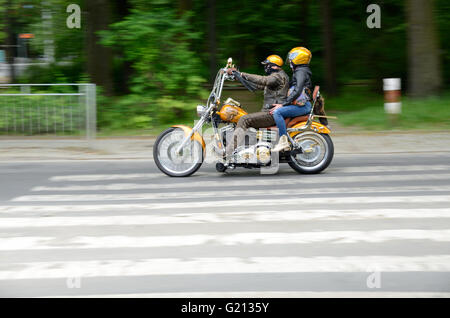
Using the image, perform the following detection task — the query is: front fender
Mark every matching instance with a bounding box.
[288,121,331,137]
[172,125,206,150]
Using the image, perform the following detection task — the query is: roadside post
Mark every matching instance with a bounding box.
[383,78,401,125]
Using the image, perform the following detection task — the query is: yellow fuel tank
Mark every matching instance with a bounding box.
[216,104,248,123]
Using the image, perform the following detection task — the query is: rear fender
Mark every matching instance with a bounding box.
[288,121,331,138]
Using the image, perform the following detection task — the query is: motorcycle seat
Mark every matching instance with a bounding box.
[265,115,310,130]
[286,115,310,128]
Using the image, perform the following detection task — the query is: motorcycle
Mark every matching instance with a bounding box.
[154,58,334,177]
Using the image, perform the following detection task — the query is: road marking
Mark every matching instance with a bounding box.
[1,209,449,228]
[11,193,450,203]
[328,165,450,173]
[1,230,450,251]
[46,165,450,182]
[31,183,450,193]
[1,255,450,280]
[3,195,450,211]
[45,172,450,185]
[49,173,162,182]
[49,291,450,298]
[16,187,450,201]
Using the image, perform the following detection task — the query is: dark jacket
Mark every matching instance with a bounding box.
[240,69,289,112]
[283,65,312,106]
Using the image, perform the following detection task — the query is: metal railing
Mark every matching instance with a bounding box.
[0,83,96,139]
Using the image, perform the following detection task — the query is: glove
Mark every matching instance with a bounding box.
[226,67,237,75]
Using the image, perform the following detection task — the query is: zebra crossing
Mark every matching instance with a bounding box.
[1,159,450,297]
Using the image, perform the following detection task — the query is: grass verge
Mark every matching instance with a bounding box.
[96,86,450,136]
[325,87,450,131]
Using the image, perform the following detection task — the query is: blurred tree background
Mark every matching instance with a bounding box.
[1,0,449,132]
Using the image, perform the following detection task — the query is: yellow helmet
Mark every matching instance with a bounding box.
[261,54,283,67]
[287,47,312,65]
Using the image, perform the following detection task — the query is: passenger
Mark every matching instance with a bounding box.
[271,47,313,152]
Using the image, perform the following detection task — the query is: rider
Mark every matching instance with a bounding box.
[271,47,313,152]
[225,54,289,157]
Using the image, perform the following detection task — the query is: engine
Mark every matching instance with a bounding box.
[224,128,277,165]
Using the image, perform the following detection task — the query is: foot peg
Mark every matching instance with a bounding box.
[272,135,291,152]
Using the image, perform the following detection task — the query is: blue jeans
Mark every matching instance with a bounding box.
[273,102,312,136]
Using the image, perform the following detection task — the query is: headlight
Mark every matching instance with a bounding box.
[196,105,206,117]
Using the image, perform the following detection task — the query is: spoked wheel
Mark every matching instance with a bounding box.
[288,132,334,174]
[153,127,204,177]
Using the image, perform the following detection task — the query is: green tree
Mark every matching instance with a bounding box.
[407,0,443,97]
[320,0,337,96]
[85,0,114,96]
[100,0,206,124]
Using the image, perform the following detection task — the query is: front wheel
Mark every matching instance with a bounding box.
[288,132,334,174]
[153,127,204,177]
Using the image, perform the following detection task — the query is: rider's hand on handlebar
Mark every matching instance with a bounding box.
[226,67,237,75]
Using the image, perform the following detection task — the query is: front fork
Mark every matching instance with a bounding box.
[175,117,206,154]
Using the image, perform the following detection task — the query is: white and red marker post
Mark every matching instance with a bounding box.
[383,78,402,125]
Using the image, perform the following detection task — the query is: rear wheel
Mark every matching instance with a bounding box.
[153,127,204,177]
[288,132,334,174]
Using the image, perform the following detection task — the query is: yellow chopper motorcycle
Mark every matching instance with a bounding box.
[154,58,334,177]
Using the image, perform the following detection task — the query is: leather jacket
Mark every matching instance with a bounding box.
[283,65,312,106]
[240,69,289,112]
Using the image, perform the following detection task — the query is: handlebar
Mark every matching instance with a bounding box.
[205,58,255,110]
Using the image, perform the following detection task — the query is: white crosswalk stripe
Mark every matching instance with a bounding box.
[47,165,450,182]
[2,255,450,280]
[49,173,162,182]
[9,194,450,205]
[1,162,450,297]
[53,291,450,298]
[46,172,450,186]
[30,184,450,193]
[2,230,450,251]
[1,208,449,227]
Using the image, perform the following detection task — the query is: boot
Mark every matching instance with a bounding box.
[225,127,246,157]
[272,135,290,152]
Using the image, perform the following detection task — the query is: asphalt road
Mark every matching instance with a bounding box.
[0,153,450,297]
